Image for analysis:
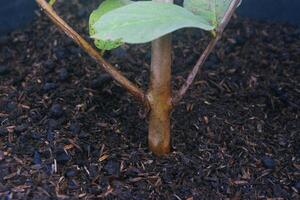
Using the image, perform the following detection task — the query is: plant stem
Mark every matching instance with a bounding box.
[36,0,147,104]
[147,0,173,156]
[147,35,172,156]
[172,0,241,105]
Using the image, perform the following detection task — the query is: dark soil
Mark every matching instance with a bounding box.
[0,1,299,199]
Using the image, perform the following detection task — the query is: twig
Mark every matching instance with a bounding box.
[172,0,241,105]
[35,0,146,104]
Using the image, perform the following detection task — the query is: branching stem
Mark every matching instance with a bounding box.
[36,0,240,156]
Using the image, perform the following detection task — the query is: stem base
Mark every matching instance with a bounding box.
[147,35,172,156]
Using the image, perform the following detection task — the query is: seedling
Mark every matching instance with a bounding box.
[36,0,242,156]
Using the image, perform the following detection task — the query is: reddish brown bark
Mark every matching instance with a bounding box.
[147,35,172,156]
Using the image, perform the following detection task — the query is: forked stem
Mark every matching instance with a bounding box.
[37,0,240,156]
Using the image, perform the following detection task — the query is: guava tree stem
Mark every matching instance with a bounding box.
[172,0,241,105]
[35,0,147,104]
[147,0,173,156]
[147,35,172,156]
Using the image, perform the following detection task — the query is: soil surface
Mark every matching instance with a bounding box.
[0,1,299,199]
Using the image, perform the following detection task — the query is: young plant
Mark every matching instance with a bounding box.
[36,0,242,156]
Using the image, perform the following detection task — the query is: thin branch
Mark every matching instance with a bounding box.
[172,0,241,105]
[36,0,147,104]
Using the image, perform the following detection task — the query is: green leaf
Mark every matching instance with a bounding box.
[89,0,132,50]
[92,2,214,45]
[183,0,242,28]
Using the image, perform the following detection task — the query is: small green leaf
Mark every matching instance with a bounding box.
[92,2,214,45]
[89,0,132,50]
[183,0,242,28]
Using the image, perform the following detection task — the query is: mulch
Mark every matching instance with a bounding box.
[0,1,299,199]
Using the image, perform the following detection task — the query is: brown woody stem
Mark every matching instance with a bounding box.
[146,0,174,156]
[147,35,172,156]
[35,0,146,104]
[172,0,241,105]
